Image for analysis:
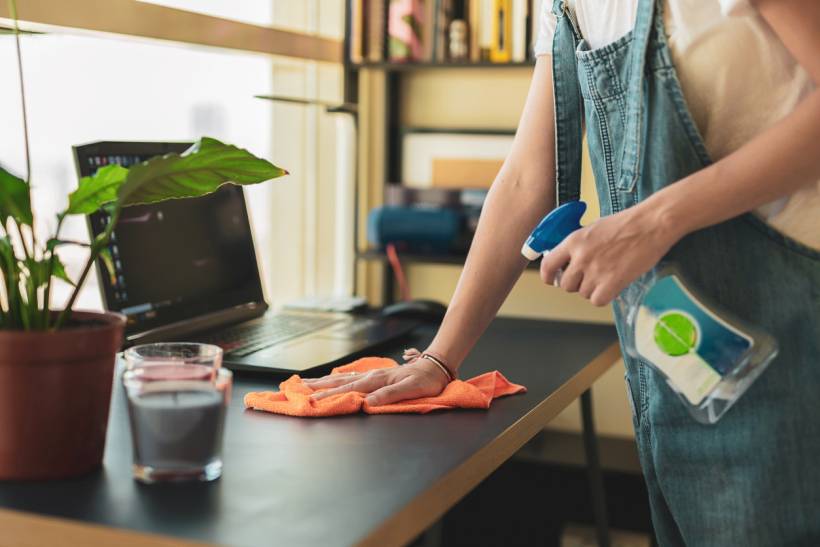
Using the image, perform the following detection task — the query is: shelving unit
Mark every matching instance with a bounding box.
[342,3,539,305]
[352,61,534,71]
[357,249,541,269]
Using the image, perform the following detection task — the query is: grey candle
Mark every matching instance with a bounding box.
[127,387,226,478]
[123,343,231,483]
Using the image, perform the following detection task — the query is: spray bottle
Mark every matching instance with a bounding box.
[522,201,779,424]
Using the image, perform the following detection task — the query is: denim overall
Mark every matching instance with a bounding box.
[551,0,820,544]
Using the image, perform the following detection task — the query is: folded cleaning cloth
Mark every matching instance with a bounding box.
[243,357,527,417]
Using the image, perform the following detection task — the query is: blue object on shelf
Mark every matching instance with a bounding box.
[367,206,461,254]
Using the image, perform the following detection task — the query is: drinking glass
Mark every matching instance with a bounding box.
[123,343,231,483]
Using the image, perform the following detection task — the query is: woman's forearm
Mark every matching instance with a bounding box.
[641,78,820,238]
[424,58,556,373]
[425,166,554,372]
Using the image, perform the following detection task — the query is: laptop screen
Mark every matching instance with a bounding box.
[75,142,265,337]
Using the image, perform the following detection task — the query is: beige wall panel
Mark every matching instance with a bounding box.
[406,264,613,323]
[550,360,634,438]
[400,68,532,129]
[318,63,345,104]
[316,112,338,295]
[269,99,307,304]
[272,0,309,32]
[318,0,345,40]
[356,69,388,304]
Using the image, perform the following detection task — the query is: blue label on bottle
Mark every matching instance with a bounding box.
[634,275,753,404]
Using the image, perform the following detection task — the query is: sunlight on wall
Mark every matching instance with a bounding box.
[138,0,273,26]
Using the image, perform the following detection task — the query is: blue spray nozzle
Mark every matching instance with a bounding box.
[521,200,587,260]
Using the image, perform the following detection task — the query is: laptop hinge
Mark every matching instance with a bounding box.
[124,301,268,347]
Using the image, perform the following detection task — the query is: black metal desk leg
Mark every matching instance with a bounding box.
[581,389,611,547]
[414,518,443,547]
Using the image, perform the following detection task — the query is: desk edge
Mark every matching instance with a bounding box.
[356,342,623,547]
[0,507,212,547]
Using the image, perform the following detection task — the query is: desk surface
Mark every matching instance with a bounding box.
[0,318,618,547]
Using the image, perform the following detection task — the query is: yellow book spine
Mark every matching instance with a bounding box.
[490,0,512,63]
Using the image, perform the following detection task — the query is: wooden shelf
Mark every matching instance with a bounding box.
[358,250,540,269]
[351,60,535,71]
[398,125,516,135]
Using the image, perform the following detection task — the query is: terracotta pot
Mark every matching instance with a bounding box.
[0,310,126,480]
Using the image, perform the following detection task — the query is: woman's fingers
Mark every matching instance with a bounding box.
[402,347,421,362]
[559,265,583,292]
[307,359,450,405]
[310,372,386,401]
[540,245,571,285]
[590,282,617,307]
[302,372,361,389]
[365,376,420,406]
[579,275,595,299]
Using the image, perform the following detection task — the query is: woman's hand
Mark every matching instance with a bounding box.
[304,351,450,406]
[540,203,683,306]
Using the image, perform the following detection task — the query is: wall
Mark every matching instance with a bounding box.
[265,1,345,305]
[358,67,634,438]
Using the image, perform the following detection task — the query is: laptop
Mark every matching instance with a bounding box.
[74,141,417,374]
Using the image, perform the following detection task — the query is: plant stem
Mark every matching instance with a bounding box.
[42,215,65,329]
[9,0,40,328]
[54,248,95,329]
[54,207,119,330]
[8,0,30,182]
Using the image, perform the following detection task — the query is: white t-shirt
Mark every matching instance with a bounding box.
[534,0,820,251]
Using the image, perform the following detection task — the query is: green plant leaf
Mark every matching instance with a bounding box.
[21,255,75,290]
[97,247,116,285]
[0,236,21,328]
[117,137,288,206]
[22,257,48,288]
[66,164,129,215]
[0,166,33,226]
[51,256,74,286]
[0,236,13,263]
[0,236,14,282]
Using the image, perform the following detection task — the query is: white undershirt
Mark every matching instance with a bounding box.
[535,0,820,251]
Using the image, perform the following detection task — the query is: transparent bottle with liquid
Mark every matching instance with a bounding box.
[522,201,779,424]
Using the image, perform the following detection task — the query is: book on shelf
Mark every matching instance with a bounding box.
[349,0,365,63]
[511,0,527,62]
[348,0,541,65]
[367,0,386,61]
[489,0,511,62]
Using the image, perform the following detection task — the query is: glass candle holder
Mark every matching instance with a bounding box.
[123,343,231,483]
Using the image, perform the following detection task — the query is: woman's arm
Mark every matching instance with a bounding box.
[541,0,820,306]
[422,56,556,371]
[305,56,557,404]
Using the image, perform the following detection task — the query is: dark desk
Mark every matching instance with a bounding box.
[0,318,619,547]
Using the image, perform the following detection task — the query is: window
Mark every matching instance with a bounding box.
[1,1,345,310]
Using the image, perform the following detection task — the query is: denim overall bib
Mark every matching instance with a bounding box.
[551,0,820,544]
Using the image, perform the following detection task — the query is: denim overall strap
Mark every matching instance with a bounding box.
[618,0,656,193]
[569,0,820,543]
[550,0,584,205]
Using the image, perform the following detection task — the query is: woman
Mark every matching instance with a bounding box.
[307,0,820,543]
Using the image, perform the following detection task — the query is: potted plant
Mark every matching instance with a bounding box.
[0,1,287,479]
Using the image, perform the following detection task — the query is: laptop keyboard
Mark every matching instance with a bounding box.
[202,314,344,357]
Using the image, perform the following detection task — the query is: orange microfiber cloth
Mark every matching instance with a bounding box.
[243,357,527,417]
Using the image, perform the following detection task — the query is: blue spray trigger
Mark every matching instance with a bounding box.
[521,200,587,260]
